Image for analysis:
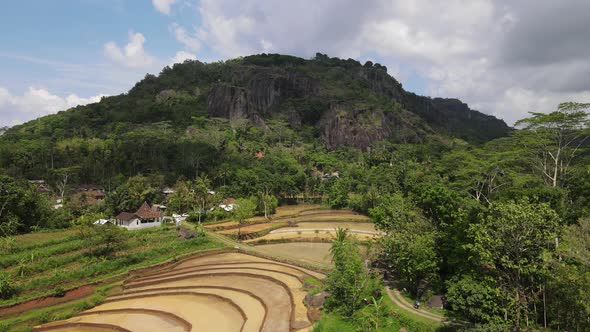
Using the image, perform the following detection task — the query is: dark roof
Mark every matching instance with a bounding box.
[116,212,137,221]
[72,191,104,205]
[135,202,163,219]
[116,202,163,221]
[36,184,52,193]
[86,191,105,198]
[221,198,236,205]
[76,184,104,192]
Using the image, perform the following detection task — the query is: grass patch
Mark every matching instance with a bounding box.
[0,282,119,332]
[399,288,450,318]
[0,236,84,269]
[227,222,288,241]
[383,288,448,330]
[0,227,226,307]
[312,313,357,332]
[303,277,324,296]
[13,230,77,248]
[313,290,454,332]
[304,277,323,286]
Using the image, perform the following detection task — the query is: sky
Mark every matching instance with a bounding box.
[1,0,589,127]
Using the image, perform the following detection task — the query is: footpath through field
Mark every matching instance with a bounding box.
[205,226,450,325]
[202,205,465,325]
[384,287,446,322]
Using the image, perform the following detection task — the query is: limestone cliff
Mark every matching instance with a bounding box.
[202,56,508,149]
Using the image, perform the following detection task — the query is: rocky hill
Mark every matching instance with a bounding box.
[0,53,510,182]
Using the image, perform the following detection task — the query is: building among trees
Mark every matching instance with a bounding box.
[115,202,163,230]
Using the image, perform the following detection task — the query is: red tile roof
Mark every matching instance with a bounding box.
[116,202,162,221]
[135,202,163,219]
[116,212,137,221]
[221,198,236,205]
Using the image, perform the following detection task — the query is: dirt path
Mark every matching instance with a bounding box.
[201,207,464,328]
[207,228,455,326]
[384,287,447,322]
[0,285,95,316]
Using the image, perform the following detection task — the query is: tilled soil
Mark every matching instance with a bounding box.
[35,252,325,332]
[255,243,333,266]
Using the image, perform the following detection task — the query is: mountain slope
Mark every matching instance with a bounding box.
[0,53,510,183]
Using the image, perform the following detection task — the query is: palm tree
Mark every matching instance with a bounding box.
[330,227,349,263]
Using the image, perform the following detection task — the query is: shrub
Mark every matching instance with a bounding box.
[0,236,16,253]
[86,224,125,257]
[325,228,382,316]
[0,272,17,299]
[37,312,50,324]
[52,285,66,297]
[73,301,92,312]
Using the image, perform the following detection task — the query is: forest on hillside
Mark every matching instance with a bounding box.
[1,54,590,330]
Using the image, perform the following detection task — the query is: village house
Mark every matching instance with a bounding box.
[76,184,104,192]
[71,190,105,205]
[115,202,163,230]
[162,187,175,196]
[93,219,112,226]
[219,198,236,212]
[28,180,51,194]
[71,184,106,206]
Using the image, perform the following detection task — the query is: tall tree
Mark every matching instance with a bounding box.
[232,198,256,241]
[515,102,590,188]
[325,228,381,316]
[192,175,211,223]
[468,200,559,328]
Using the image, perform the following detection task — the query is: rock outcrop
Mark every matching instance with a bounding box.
[353,67,405,102]
[402,94,510,142]
[202,54,510,148]
[319,104,428,150]
[206,68,319,127]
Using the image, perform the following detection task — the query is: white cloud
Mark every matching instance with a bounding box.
[188,0,590,125]
[170,51,197,66]
[104,31,154,67]
[152,0,177,15]
[0,87,106,127]
[170,23,201,52]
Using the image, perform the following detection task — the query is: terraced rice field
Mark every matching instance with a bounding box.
[255,243,333,266]
[298,208,356,216]
[248,221,381,243]
[289,221,377,231]
[291,214,370,222]
[217,222,281,235]
[35,252,325,332]
[214,206,373,240]
[249,230,378,242]
[204,204,323,230]
[0,227,223,310]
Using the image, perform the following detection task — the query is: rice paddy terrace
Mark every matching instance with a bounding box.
[34,252,325,332]
[29,205,381,331]
[209,204,381,244]
[209,205,382,267]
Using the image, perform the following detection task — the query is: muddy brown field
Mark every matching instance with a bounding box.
[255,243,333,266]
[34,252,325,332]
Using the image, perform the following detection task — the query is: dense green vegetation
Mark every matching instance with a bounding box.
[0,225,223,307]
[0,54,589,330]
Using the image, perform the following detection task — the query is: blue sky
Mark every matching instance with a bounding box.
[1,0,589,127]
[1,1,189,95]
